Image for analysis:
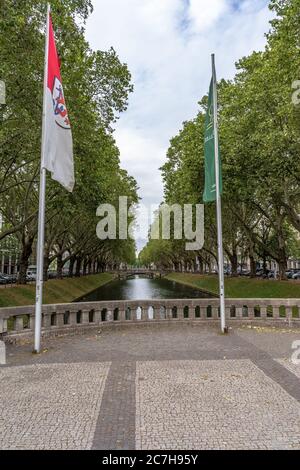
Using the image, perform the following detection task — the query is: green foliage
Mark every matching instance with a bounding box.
[141,0,300,279]
[0,0,138,280]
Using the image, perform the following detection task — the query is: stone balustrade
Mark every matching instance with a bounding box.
[0,298,299,342]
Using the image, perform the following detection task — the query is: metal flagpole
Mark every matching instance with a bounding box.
[34,3,51,353]
[211,54,227,334]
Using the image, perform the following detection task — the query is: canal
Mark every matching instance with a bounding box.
[78,275,215,302]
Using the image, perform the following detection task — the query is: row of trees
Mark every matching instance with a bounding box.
[140,0,300,279]
[0,0,138,283]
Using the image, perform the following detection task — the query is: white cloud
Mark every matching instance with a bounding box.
[86,0,273,249]
[188,0,228,33]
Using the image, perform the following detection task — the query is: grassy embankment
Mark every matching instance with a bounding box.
[0,273,115,308]
[165,273,300,299]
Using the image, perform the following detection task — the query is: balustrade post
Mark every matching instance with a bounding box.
[177,307,184,320]
[153,308,160,320]
[236,306,243,319]
[43,313,51,329]
[273,307,280,319]
[69,311,77,326]
[29,314,35,331]
[94,310,101,324]
[212,307,219,319]
[248,306,254,319]
[225,306,231,320]
[286,307,293,325]
[0,317,7,334]
[131,308,137,321]
[56,312,64,328]
[82,310,90,324]
[260,306,267,319]
[119,310,126,322]
[166,308,173,320]
[15,316,24,331]
[106,310,113,322]
[140,306,147,321]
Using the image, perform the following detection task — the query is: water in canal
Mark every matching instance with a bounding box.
[78,275,214,302]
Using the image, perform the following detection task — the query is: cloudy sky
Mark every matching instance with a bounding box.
[86,0,273,249]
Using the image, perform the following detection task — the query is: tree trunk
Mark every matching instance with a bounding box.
[57,253,63,279]
[278,258,287,280]
[262,253,267,275]
[229,253,238,277]
[198,257,204,274]
[249,255,256,278]
[18,235,34,284]
[69,255,76,277]
[43,255,50,281]
[88,260,92,275]
[75,256,82,277]
[83,258,88,276]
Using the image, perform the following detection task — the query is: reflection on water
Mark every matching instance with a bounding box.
[78,275,214,302]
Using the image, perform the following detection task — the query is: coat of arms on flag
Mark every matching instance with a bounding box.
[52,76,71,130]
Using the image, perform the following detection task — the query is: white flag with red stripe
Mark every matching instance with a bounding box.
[42,13,74,192]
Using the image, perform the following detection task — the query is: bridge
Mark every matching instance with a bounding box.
[111,268,168,280]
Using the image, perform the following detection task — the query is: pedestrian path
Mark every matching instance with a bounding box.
[1,325,300,450]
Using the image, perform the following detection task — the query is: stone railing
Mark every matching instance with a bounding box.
[0,298,299,342]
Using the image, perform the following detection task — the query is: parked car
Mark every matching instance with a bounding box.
[241,269,250,277]
[237,268,250,276]
[26,273,36,282]
[286,269,299,279]
[48,271,57,279]
[268,270,279,279]
[292,271,300,280]
[256,268,270,278]
[1,274,17,284]
[0,274,8,285]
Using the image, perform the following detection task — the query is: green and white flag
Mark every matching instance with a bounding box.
[203,78,222,202]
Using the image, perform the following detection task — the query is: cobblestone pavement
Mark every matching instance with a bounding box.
[1,324,300,450]
[136,360,300,450]
[0,363,109,450]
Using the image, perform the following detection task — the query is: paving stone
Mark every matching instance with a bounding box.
[0,363,109,450]
[136,359,300,450]
[1,324,300,450]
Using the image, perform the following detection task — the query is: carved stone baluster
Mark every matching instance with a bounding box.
[260,306,267,319]
[212,307,219,319]
[56,311,64,328]
[248,306,254,319]
[0,317,8,334]
[29,314,35,331]
[236,306,243,319]
[82,310,90,324]
[15,316,24,331]
[69,310,77,326]
[273,306,280,319]
[119,310,126,322]
[141,306,148,321]
[106,310,113,322]
[43,313,51,329]
[286,306,293,326]
[94,309,101,324]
